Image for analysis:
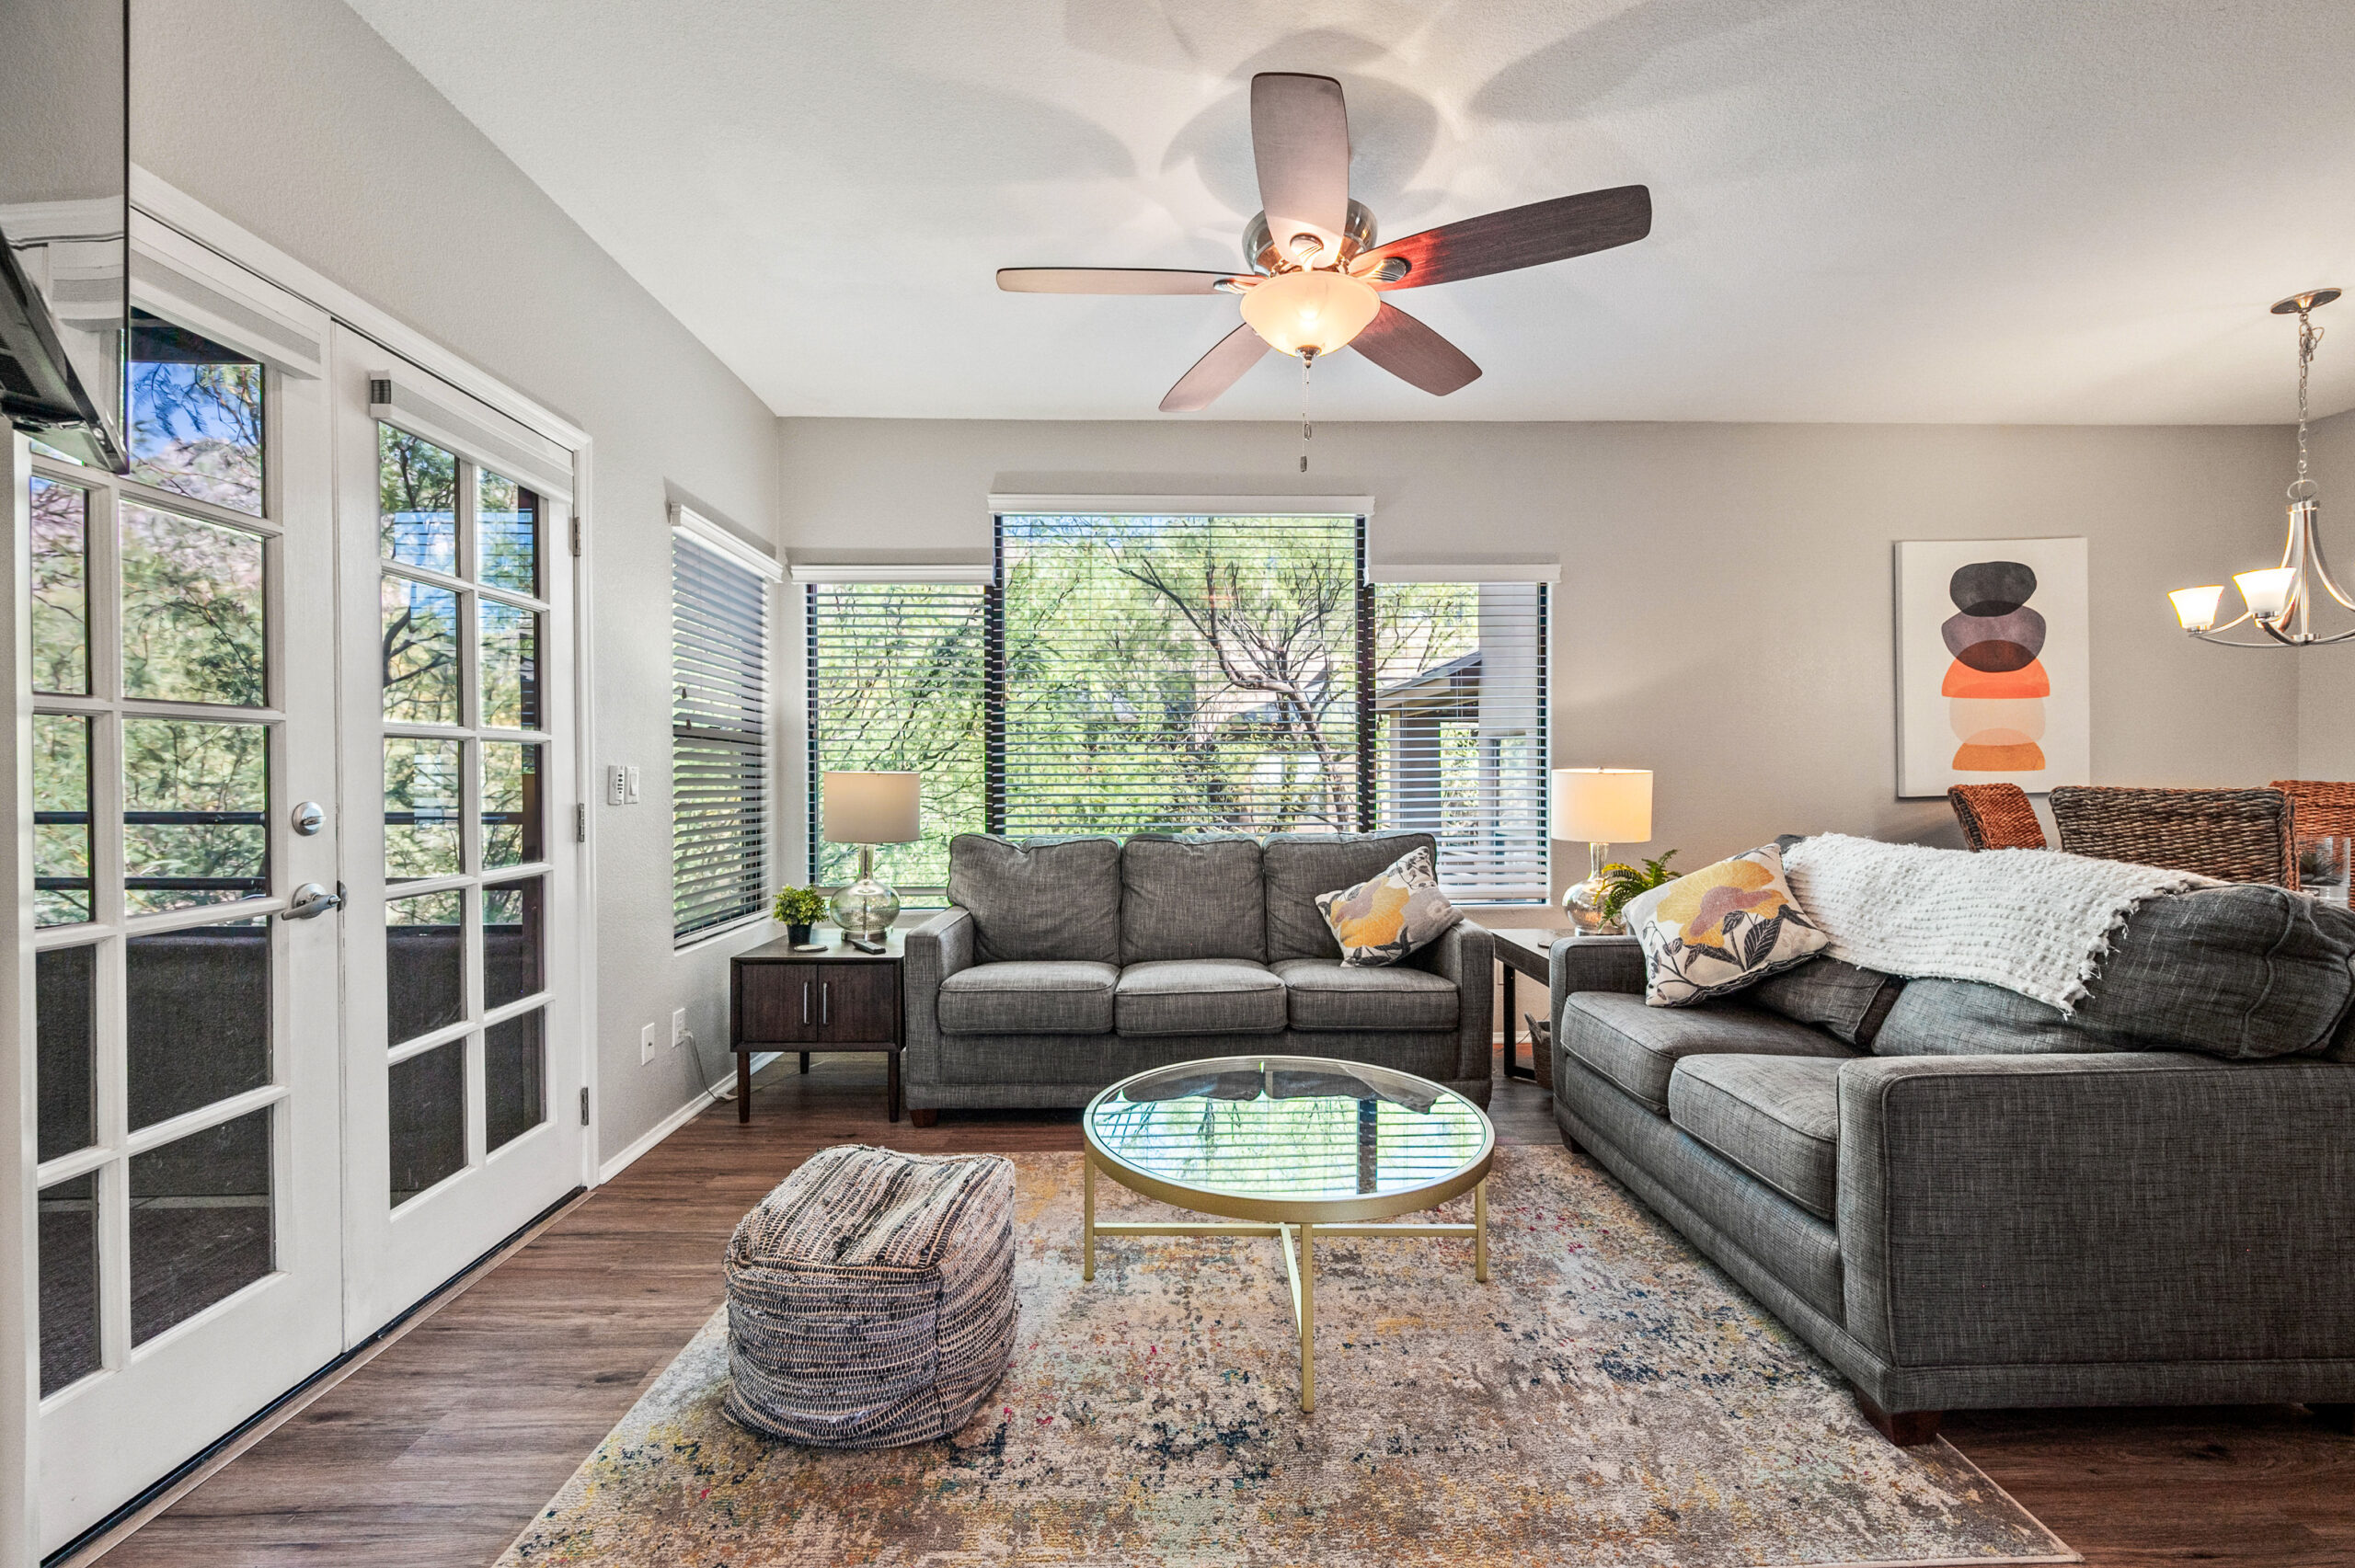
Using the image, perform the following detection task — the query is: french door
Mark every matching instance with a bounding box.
[30,318,343,1552]
[331,325,582,1330]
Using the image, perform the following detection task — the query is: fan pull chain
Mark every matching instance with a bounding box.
[1299,349,1315,474]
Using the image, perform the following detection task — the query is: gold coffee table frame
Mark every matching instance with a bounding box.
[1081,1056,1494,1413]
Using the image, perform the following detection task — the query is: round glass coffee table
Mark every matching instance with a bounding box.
[1081,1054,1494,1412]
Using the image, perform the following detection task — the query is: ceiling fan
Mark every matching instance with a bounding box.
[996,72,1652,412]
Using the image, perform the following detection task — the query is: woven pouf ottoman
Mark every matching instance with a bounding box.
[723,1144,1017,1448]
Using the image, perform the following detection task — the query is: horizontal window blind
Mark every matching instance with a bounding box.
[672,535,769,939]
[1373,582,1549,902]
[996,513,1361,837]
[806,582,988,897]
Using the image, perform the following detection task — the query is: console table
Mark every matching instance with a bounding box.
[729,930,905,1122]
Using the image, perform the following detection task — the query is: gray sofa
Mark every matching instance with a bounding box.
[902,830,1493,1121]
[1549,883,2355,1446]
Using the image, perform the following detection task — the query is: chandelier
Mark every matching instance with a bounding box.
[2171,289,2349,646]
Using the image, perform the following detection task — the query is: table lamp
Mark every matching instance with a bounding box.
[822,771,920,943]
[1552,768,1653,934]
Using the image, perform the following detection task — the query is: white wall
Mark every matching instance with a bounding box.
[134,0,784,1165]
[778,418,2301,889]
[2298,406,2355,777]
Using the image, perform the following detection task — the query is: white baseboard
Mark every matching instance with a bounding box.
[596,1051,781,1185]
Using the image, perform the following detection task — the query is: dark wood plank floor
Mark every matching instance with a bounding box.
[97,1049,2355,1566]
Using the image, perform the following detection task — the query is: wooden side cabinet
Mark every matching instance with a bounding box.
[729,931,905,1122]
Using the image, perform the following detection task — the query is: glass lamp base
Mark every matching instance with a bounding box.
[831,877,901,939]
[1561,841,1626,935]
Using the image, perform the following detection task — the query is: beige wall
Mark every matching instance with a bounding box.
[2298,406,2355,778]
[778,417,2302,893]
[136,0,785,1166]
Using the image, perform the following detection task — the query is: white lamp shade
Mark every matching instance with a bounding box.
[2234,567,2297,620]
[2168,584,2225,631]
[821,771,921,844]
[1552,768,1653,843]
[1238,268,1382,356]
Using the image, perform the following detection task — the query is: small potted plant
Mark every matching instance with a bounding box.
[1592,851,1680,933]
[772,886,829,949]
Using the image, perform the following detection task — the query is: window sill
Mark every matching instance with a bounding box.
[672,912,771,956]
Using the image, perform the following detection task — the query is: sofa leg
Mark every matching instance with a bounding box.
[909,1108,938,1127]
[1855,1391,1943,1447]
[1559,1125,1586,1156]
[2312,1402,2355,1435]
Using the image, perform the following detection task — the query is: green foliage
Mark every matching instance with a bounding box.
[773,886,830,926]
[1594,851,1681,922]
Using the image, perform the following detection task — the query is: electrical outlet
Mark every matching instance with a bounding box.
[671,1008,687,1048]
[640,1022,657,1065]
[606,764,627,807]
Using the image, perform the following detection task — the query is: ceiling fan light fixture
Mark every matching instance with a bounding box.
[1239,267,1380,357]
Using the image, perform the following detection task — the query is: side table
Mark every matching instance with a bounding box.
[1488,928,1563,1087]
[729,929,905,1122]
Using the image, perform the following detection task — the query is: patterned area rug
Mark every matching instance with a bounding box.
[499,1148,2074,1567]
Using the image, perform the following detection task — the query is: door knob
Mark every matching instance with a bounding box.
[281,882,343,921]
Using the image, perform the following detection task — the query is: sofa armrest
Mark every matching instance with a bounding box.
[1550,934,1645,1032]
[1837,1051,2355,1371]
[901,907,975,1094]
[1415,921,1493,1086]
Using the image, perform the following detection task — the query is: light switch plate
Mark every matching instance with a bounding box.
[606,764,627,807]
[626,765,642,804]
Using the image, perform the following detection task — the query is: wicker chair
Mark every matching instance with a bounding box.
[1946,784,2047,851]
[2048,785,2297,887]
[2273,779,2355,841]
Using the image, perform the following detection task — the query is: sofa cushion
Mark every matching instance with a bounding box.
[1871,885,2355,1061]
[1114,959,1286,1036]
[1622,841,1828,1006]
[1667,1055,1844,1219]
[1746,957,1905,1047]
[1261,831,1437,962]
[1120,834,1265,964]
[936,961,1118,1036]
[1558,991,1857,1115]
[948,835,1122,965]
[1270,958,1460,1032]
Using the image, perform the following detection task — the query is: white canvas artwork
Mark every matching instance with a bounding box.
[1894,537,2089,798]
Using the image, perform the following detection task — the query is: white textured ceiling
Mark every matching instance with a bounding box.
[344,0,2355,424]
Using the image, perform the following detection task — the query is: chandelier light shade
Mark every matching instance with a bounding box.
[2170,288,2354,647]
[1239,267,1381,357]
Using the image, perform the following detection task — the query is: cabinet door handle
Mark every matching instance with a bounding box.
[821,981,831,1025]
[801,980,810,1024]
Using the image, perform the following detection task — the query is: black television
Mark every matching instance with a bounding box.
[0,0,129,472]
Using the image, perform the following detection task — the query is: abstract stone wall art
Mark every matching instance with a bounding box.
[1895,538,2089,797]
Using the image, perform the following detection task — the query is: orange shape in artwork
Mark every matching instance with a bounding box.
[1941,658,2051,698]
[1953,739,2047,771]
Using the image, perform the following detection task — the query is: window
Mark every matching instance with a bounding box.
[672,531,772,939]
[805,513,1551,902]
[806,582,986,898]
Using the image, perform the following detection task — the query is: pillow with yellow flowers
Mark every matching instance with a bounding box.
[1315,846,1462,967]
[1621,841,1828,1005]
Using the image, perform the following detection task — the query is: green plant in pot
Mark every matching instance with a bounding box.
[773,886,829,946]
[1591,852,1680,931]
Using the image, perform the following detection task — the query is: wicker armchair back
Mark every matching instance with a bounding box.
[1946,784,2047,851]
[2273,779,2355,841]
[2049,785,2296,887]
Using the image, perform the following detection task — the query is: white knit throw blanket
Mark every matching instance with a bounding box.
[1780,832,2206,1013]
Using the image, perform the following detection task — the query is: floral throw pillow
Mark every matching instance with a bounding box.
[1622,842,1828,1006]
[1316,847,1462,967]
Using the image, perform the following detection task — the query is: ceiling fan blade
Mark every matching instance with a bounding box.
[1250,73,1350,255]
[1363,185,1651,289]
[1349,303,1481,396]
[1160,323,1269,412]
[997,268,1239,295]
